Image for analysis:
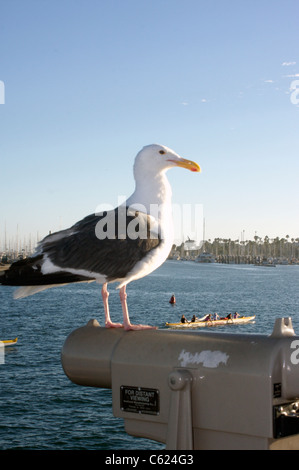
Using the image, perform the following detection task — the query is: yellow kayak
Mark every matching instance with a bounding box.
[1,337,18,346]
[166,316,255,329]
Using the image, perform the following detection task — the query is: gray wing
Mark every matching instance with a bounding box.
[40,207,162,281]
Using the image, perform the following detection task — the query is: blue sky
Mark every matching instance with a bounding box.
[1,0,298,248]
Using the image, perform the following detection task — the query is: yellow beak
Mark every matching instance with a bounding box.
[168,157,201,173]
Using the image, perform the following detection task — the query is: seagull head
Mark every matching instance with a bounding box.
[134,144,201,178]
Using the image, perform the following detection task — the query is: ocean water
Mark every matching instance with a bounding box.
[0,261,299,450]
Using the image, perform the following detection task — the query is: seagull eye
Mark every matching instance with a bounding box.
[159,150,166,155]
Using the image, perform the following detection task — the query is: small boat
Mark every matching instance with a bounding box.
[255,262,276,267]
[255,258,276,267]
[1,337,18,346]
[195,252,216,263]
[165,316,255,329]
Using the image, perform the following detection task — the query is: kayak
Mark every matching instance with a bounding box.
[1,337,18,346]
[165,316,255,328]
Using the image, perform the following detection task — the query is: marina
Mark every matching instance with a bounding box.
[1,234,299,266]
[170,235,299,265]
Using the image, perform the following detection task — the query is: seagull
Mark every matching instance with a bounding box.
[0,144,200,330]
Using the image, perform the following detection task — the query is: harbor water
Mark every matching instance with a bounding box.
[1,261,299,450]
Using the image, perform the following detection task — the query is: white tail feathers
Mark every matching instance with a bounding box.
[13,280,94,299]
[13,284,64,299]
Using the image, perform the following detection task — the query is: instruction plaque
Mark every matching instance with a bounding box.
[120,385,160,415]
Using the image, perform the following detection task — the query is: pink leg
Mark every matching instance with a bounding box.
[119,285,157,331]
[101,283,123,328]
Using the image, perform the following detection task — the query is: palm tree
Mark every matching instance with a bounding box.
[264,235,269,258]
[286,235,290,258]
